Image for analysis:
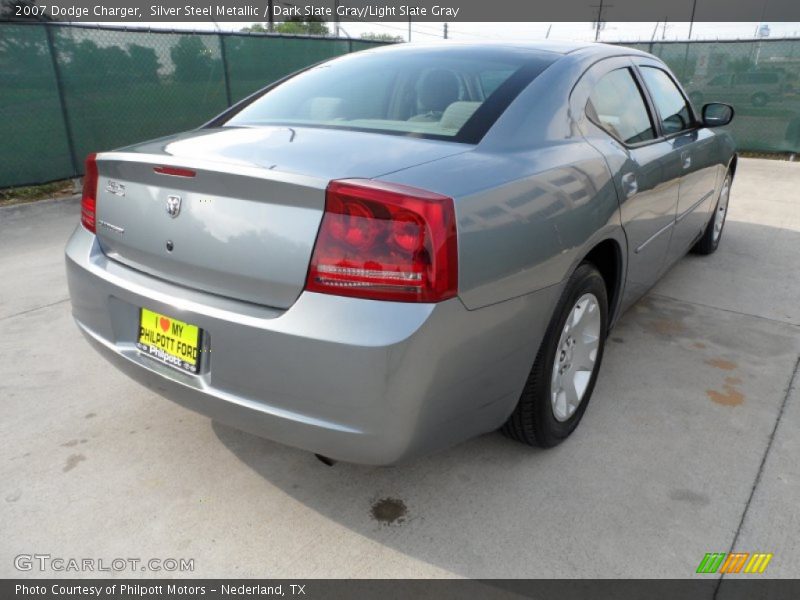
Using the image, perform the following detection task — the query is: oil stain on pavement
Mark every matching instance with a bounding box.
[370,498,408,525]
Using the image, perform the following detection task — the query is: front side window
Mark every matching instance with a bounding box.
[640,66,694,135]
[586,68,656,145]
[223,48,557,143]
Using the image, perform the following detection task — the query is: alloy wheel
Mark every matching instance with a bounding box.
[551,293,602,422]
[713,177,731,243]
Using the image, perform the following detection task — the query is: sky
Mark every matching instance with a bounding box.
[88,21,800,42]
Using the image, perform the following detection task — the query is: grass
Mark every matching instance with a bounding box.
[0,179,77,207]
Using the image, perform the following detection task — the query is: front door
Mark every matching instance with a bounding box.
[636,62,722,263]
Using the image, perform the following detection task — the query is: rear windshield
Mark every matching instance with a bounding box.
[222,47,558,144]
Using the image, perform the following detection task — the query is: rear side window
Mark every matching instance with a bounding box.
[586,68,655,145]
[640,66,694,135]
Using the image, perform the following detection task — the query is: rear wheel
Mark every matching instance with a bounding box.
[502,263,608,448]
[692,172,731,255]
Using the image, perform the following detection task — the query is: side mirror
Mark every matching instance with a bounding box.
[702,103,734,127]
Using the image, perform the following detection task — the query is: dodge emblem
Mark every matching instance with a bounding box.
[166,195,182,218]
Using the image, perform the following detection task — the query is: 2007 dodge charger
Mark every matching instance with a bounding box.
[65,42,736,464]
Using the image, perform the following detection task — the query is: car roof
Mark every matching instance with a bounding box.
[358,40,654,59]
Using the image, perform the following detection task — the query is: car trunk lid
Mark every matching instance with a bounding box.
[93,127,467,309]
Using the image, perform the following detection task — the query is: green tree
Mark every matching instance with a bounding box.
[0,21,50,89]
[276,17,329,36]
[240,23,269,33]
[360,33,403,43]
[170,36,214,82]
[60,38,132,86]
[241,17,330,36]
[128,44,160,83]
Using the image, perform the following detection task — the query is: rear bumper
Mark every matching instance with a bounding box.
[65,226,558,464]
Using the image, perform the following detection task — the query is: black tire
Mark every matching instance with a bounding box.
[692,172,732,255]
[502,263,608,448]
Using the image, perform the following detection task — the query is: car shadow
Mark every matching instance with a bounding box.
[211,215,800,578]
[211,418,552,575]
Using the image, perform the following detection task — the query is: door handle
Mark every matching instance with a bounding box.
[681,151,692,169]
[621,172,638,197]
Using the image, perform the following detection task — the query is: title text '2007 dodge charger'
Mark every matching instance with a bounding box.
[65,42,736,464]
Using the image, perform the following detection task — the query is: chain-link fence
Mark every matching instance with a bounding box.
[623,39,800,155]
[2,26,800,189]
[0,22,384,188]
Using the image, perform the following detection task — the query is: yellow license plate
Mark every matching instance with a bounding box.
[137,308,202,374]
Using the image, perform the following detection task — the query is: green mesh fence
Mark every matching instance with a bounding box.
[0,24,74,186]
[223,35,351,100]
[2,27,799,189]
[53,27,229,169]
[622,40,800,154]
[0,23,385,189]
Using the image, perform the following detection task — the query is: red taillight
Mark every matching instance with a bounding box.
[154,165,196,177]
[306,180,458,303]
[80,153,98,233]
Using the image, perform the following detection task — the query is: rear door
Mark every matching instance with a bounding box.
[636,62,721,264]
[576,57,681,308]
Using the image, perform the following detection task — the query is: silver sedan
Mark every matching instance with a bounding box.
[65,42,736,464]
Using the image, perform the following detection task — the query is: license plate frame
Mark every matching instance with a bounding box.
[136,308,202,375]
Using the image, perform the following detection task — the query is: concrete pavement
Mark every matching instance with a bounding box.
[1,158,798,579]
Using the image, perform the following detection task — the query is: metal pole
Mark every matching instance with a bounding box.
[268,0,274,32]
[753,0,768,63]
[408,16,411,42]
[594,0,603,41]
[218,33,233,107]
[444,23,448,39]
[687,0,698,40]
[681,0,699,82]
[334,0,340,37]
[44,23,79,177]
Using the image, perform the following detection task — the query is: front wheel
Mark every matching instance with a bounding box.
[502,263,608,448]
[692,172,732,255]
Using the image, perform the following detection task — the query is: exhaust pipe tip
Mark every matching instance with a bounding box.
[315,454,336,467]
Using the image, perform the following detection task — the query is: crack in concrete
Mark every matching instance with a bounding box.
[713,353,800,598]
[0,297,70,322]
